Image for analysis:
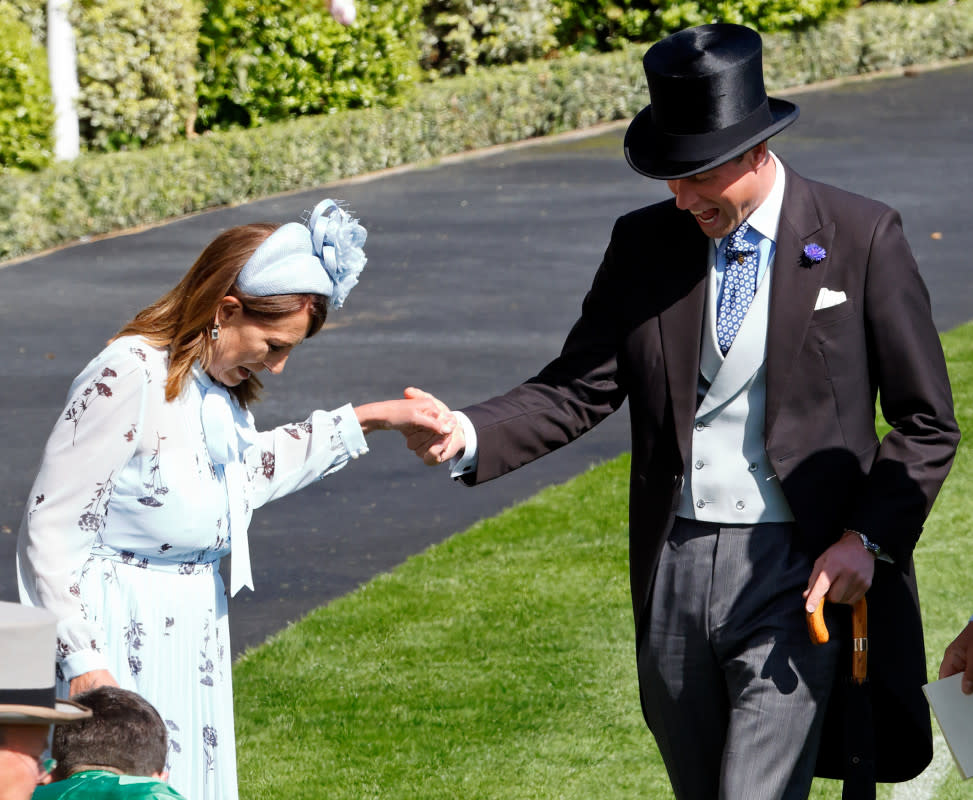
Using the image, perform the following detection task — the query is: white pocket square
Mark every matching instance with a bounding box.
[814,288,847,311]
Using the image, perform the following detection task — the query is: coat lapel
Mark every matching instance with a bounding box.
[659,217,708,463]
[765,166,835,436]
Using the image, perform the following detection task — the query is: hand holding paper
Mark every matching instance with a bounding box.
[939,619,973,694]
[923,673,973,779]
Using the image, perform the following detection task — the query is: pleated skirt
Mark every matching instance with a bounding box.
[61,554,238,800]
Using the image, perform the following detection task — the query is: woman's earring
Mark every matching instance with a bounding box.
[211,323,220,341]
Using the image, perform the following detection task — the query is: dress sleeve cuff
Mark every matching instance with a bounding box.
[60,648,110,682]
[335,402,369,460]
[449,411,478,479]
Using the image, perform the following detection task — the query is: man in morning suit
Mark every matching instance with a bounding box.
[405,23,960,799]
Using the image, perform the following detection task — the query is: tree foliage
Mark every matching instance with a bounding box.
[195,0,424,131]
[420,0,561,76]
[70,0,202,150]
[0,0,54,170]
[552,0,856,53]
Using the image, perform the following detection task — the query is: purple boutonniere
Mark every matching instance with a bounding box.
[802,243,827,267]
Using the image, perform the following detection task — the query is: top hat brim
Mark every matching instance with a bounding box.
[624,96,799,180]
[0,698,92,726]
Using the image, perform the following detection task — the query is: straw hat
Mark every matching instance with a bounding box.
[0,602,91,725]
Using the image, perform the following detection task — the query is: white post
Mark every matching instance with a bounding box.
[47,0,80,161]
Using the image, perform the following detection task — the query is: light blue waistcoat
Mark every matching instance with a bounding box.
[676,255,795,524]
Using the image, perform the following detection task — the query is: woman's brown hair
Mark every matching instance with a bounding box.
[112,223,329,407]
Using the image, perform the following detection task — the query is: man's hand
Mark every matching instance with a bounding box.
[402,387,466,466]
[803,530,876,614]
[939,620,973,694]
[69,668,119,697]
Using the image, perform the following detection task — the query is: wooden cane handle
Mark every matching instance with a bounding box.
[806,596,869,682]
[807,601,829,645]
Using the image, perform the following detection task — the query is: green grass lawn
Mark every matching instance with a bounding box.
[235,323,973,799]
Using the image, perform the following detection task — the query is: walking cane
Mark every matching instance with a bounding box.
[807,596,875,799]
[807,595,868,683]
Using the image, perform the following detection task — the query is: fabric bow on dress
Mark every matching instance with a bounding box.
[194,366,260,596]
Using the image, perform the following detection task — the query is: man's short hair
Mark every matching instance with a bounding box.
[52,687,167,779]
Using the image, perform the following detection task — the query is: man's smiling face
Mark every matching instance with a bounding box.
[666,144,774,240]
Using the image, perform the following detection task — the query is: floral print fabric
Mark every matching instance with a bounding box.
[17,336,368,800]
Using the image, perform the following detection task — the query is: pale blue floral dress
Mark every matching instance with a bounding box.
[17,335,368,800]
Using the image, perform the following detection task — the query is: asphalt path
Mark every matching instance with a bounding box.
[2,62,971,658]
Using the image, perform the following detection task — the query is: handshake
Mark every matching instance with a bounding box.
[400,387,466,466]
[355,388,466,466]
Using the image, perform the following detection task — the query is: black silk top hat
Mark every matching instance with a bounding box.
[0,601,91,725]
[624,23,799,180]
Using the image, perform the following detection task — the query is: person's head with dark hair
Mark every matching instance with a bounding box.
[50,687,167,781]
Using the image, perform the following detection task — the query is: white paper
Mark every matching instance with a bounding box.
[923,673,973,779]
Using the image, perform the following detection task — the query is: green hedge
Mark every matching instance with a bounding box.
[420,0,561,76]
[7,0,46,41]
[70,0,202,150]
[196,0,425,131]
[2,0,971,263]
[10,0,424,148]
[761,0,973,85]
[0,1,54,170]
[552,0,856,52]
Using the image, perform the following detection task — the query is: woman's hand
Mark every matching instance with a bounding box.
[354,392,456,438]
[69,669,119,697]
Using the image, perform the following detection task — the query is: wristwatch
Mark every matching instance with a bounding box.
[847,529,888,561]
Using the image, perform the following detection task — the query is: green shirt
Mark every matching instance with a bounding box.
[33,770,187,800]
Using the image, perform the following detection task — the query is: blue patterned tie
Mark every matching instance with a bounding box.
[716,221,760,355]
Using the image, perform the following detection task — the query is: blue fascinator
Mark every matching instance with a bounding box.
[236,199,367,309]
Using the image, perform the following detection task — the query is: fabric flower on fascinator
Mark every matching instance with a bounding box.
[306,199,367,309]
[801,243,827,267]
[236,198,367,308]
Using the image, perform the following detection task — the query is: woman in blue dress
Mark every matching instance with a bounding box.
[17,199,450,800]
